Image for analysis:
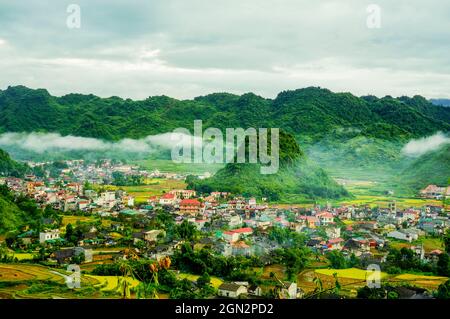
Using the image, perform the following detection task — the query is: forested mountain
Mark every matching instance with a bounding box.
[0,85,448,141]
[0,148,29,177]
[399,144,450,192]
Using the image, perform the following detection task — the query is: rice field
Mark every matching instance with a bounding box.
[0,264,66,283]
[315,268,388,280]
[86,275,140,292]
[61,215,97,227]
[96,178,187,203]
[11,253,35,261]
[177,273,223,289]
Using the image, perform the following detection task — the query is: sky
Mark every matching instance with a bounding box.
[0,0,449,100]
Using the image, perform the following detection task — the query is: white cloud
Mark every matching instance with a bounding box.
[401,132,450,157]
[1,1,450,99]
[0,132,201,154]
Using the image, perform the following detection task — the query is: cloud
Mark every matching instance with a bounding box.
[0,132,202,154]
[401,132,450,157]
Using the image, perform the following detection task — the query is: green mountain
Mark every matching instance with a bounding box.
[0,185,43,234]
[187,131,349,201]
[0,148,29,177]
[0,85,448,141]
[399,144,450,192]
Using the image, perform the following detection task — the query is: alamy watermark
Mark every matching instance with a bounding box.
[366,264,381,288]
[170,120,280,174]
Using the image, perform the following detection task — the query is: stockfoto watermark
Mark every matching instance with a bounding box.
[170,120,280,174]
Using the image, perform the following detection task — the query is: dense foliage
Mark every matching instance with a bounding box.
[0,86,448,142]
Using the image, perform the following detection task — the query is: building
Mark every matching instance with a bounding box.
[159,193,176,205]
[169,189,196,199]
[218,282,248,298]
[420,185,446,199]
[39,229,60,243]
[179,199,202,215]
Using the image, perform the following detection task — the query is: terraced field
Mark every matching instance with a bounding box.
[0,264,66,283]
[86,275,140,292]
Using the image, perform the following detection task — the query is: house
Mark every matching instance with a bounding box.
[159,193,176,205]
[53,247,93,264]
[325,226,341,239]
[222,231,240,243]
[169,189,196,199]
[387,230,415,242]
[327,238,344,250]
[179,199,202,215]
[228,215,243,228]
[232,241,251,256]
[316,212,334,225]
[420,185,446,199]
[39,229,60,243]
[218,282,248,298]
[305,216,320,228]
[143,229,165,242]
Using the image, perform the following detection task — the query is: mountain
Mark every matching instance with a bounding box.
[0,86,449,142]
[0,185,43,234]
[399,144,450,192]
[0,148,29,177]
[430,99,450,107]
[187,131,350,201]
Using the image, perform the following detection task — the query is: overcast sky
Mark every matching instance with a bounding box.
[0,0,449,99]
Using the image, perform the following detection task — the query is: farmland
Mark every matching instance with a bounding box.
[95,178,187,204]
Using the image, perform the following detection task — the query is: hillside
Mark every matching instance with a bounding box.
[0,185,43,234]
[187,131,349,201]
[399,144,450,192]
[0,86,449,142]
[0,148,28,177]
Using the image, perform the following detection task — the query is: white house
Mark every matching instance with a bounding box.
[39,229,60,243]
[218,283,248,298]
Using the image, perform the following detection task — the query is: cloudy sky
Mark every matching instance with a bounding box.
[0,0,449,99]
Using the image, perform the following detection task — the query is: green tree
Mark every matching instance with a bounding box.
[436,279,450,299]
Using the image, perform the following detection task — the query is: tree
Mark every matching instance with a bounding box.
[65,224,74,241]
[197,272,211,288]
[436,279,450,299]
[436,253,450,277]
[326,250,347,269]
[444,229,450,254]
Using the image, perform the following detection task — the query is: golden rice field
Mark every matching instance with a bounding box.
[86,275,140,292]
[177,273,223,289]
[0,264,65,283]
[338,195,442,209]
[11,253,35,261]
[315,268,388,280]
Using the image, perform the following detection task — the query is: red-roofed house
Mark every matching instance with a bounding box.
[316,212,334,225]
[159,193,176,205]
[327,238,344,250]
[179,199,202,215]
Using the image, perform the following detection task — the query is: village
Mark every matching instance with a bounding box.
[0,159,449,299]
